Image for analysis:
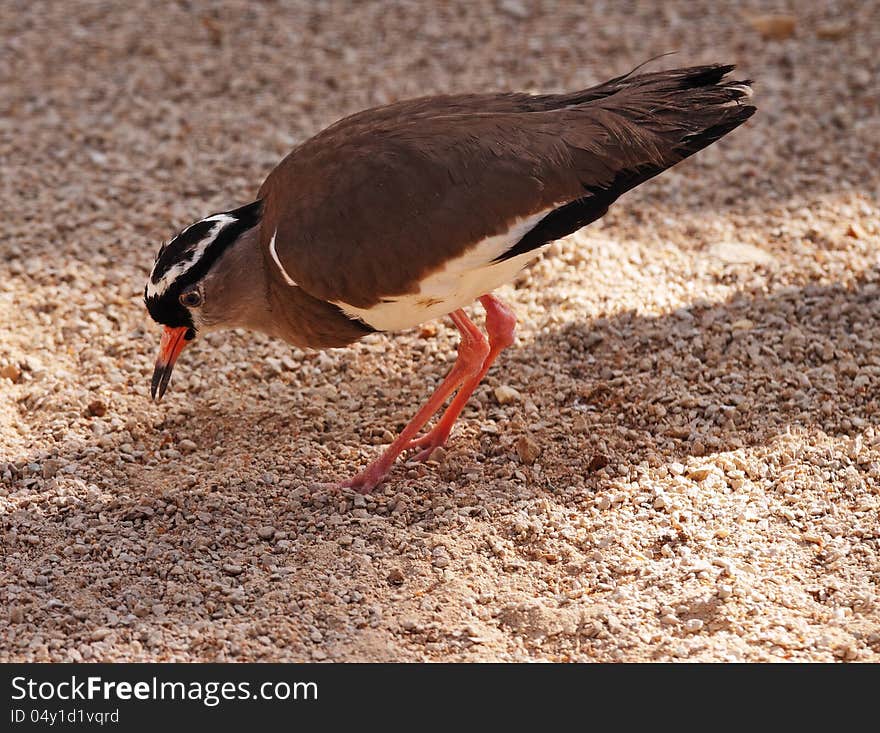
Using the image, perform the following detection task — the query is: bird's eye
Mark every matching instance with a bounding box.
[179,290,202,308]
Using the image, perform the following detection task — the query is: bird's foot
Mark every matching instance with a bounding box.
[404,430,451,463]
[336,462,390,494]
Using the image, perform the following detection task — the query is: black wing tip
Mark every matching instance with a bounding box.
[617,60,749,92]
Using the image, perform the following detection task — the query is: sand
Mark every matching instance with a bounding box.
[1,0,879,661]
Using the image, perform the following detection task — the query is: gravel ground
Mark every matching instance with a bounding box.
[2,1,879,662]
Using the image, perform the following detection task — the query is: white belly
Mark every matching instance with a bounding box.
[333,209,553,331]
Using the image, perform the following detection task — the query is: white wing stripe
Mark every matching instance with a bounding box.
[269,229,298,287]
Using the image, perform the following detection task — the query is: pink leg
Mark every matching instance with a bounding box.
[406,294,517,461]
[338,309,489,493]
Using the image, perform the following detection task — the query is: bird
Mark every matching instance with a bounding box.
[144,62,755,493]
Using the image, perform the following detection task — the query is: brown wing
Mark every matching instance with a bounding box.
[259,64,754,309]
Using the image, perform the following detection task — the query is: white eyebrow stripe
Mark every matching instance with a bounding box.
[146,214,236,298]
[269,229,298,287]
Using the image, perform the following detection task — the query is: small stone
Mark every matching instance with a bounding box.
[516,435,541,465]
[87,400,107,417]
[314,383,338,401]
[717,584,734,600]
[746,13,796,40]
[687,466,713,482]
[41,459,63,479]
[387,568,405,585]
[586,453,609,472]
[257,526,275,540]
[178,439,197,453]
[494,385,521,405]
[264,357,283,376]
[498,0,530,20]
[846,222,866,239]
[9,606,24,623]
[816,21,850,41]
[0,364,21,382]
[684,618,704,633]
[222,563,243,576]
[432,555,450,568]
[572,415,590,434]
[427,446,447,464]
[337,534,353,547]
[380,429,394,444]
[709,241,775,265]
[653,495,668,510]
[731,318,755,332]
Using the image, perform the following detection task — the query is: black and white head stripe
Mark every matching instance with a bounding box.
[144,200,262,329]
[147,215,235,298]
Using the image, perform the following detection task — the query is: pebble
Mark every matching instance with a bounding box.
[746,13,796,40]
[41,459,63,479]
[846,222,865,239]
[515,435,541,465]
[684,619,704,633]
[498,0,530,20]
[572,415,590,434]
[178,439,197,453]
[1,364,22,382]
[222,564,243,576]
[387,568,405,585]
[709,241,775,265]
[687,466,713,482]
[257,526,276,540]
[494,385,521,404]
[87,400,107,417]
[816,21,850,41]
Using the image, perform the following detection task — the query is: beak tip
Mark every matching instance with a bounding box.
[151,325,189,404]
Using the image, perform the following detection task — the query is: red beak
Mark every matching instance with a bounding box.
[150,326,191,401]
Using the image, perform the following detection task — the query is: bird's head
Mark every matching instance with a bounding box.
[144,199,263,401]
